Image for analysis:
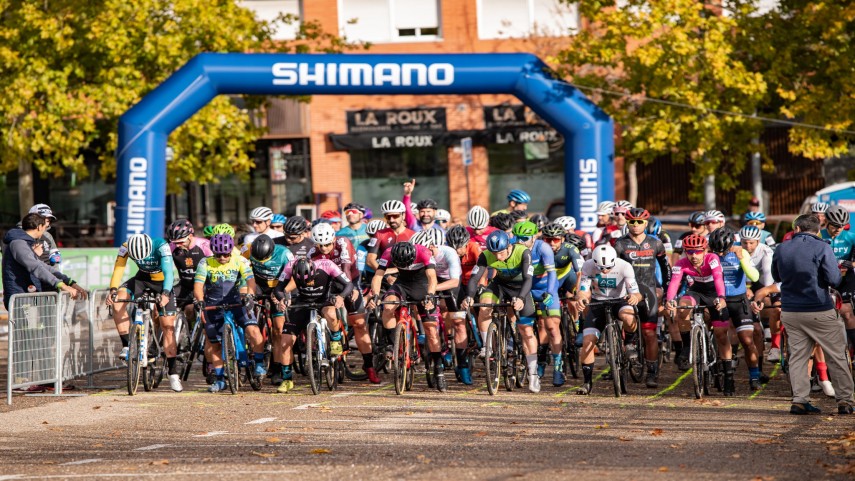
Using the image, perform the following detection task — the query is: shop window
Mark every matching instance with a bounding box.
[350,145,449,213]
[340,0,441,43]
[478,0,578,39]
[486,142,564,214]
[239,0,302,40]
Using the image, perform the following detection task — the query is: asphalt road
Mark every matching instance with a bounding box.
[1,356,854,481]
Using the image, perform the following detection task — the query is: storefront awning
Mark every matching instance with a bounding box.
[328,127,562,151]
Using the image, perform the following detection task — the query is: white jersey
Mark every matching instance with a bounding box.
[748,244,774,287]
[433,245,462,281]
[579,258,639,300]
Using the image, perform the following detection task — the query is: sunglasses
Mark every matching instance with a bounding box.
[746,220,763,226]
[686,249,704,255]
[287,235,302,242]
[627,220,647,225]
[435,220,448,224]
[215,253,232,259]
[385,214,402,220]
[704,220,721,225]
[829,223,845,229]
[251,219,267,225]
[543,236,563,244]
[516,235,532,242]
[614,212,626,217]
[690,223,704,229]
[345,209,361,216]
[318,243,333,248]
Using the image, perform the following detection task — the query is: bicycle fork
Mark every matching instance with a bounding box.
[135,309,148,368]
[310,311,330,368]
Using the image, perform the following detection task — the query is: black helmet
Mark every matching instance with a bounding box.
[490,213,515,231]
[168,218,194,241]
[343,202,365,213]
[688,211,706,225]
[251,234,275,260]
[509,209,527,221]
[292,258,316,287]
[708,227,735,253]
[416,199,438,210]
[284,216,309,235]
[529,214,549,230]
[446,225,471,249]
[541,223,566,239]
[566,232,585,251]
[391,241,417,268]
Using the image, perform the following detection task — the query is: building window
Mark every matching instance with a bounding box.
[239,0,302,40]
[478,0,578,39]
[350,145,449,213]
[486,142,564,213]
[339,0,441,43]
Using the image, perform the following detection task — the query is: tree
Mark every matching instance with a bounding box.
[0,0,366,206]
[553,0,768,202]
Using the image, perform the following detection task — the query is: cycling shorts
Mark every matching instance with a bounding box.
[120,276,176,315]
[681,291,729,325]
[725,295,754,332]
[203,306,258,343]
[256,285,285,318]
[581,300,634,334]
[383,282,439,322]
[479,280,536,323]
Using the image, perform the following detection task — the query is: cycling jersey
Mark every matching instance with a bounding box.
[748,244,774,287]
[530,239,558,299]
[458,240,482,286]
[431,245,462,281]
[614,234,670,290]
[110,238,175,293]
[377,243,435,283]
[673,231,692,254]
[170,237,212,288]
[466,225,497,251]
[286,237,315,259]
[250,244,294,289]
[759,229,776,248]
[308,237,358,283]
[337,223,369,247]
[241,229,285,257]
[367,227,415,257]
[666,254,725,300]
[821,229,855,261]
[553,242,584,283]
[571,229,593,257]
[579,258,639,300]
[719,249,759,297]
[466,244,533,299]
[195,255,254,305]
[278,258,353,301]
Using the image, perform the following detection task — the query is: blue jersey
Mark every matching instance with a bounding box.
[337,224,369,248]
[822,229,855,261]
[529,239,557,297]
[720,251,747,297]
[249,244,294,289]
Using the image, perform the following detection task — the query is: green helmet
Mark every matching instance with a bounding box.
[212,223,235,237]
[202,225,215,238]
[512,221,538,239]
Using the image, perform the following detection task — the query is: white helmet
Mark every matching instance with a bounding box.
[250,206,274,221]
[435,209,451,222]
[310,223,336,245]
[554,216,576,231]
[592,244,617,269]
[381,200,407,214]
[366,219,387,235]
[467,206,490,229]
[812,202,829,213]
[127,234,153,261]
[704,210,725,223]
[412,228,445,247]
[597,201,615,215]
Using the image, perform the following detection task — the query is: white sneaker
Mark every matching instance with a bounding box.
[528,374,541,393]
[169,374,183,392]
[820,380,835,397]
[767,347,781,362]
[478,347,486,359]
[118,346,129,361]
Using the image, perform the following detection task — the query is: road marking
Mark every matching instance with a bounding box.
[331,392,353,398]
[61,459,102,466]
[749,364,780,400]
[293,403,323,410]
[0,470,297,479]
[648,368,693,400]
[193,431,228,437]
[134,444,171,451]
[245,417,277,424]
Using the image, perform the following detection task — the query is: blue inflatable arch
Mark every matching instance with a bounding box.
[115,53,614,244]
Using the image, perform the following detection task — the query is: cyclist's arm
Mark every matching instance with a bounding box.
[402,193,418,231]
[466,254,489,298]
[366,237,382,270]
[655,243,671,291]
[426,266,438,295]
[331,273,354,300]
[241,259,257,294]
[160,254,175,293]
[665,264,685,301]
[710,257,726,298]
[193,259,209,301]
[370,267,385,297]
[738,249,760,283]
[518,249,534,300]
[437,248,461,291]
[539,243,558,296]
[109,248,129,289]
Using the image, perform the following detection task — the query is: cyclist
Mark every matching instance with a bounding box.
[554,216,593,257]
[270,214,287,234]
[320,210,343,232]
[490,212,515,235]
[337,202,369,247]
[575,244,643,395]
[461,231,541,392]
[704,210,726,235]
[366,200,415,271]
[614,208,671,388]
[599,201,632,247]
[249,234,295,385]
[466,206,497,250]
[592,201,616,246]
[647,217,673,256]
[356,219,387,287]
[665,234,728,373]
[529,214,549,234]
[243,207,284,252]
[492,189,531,215]
[445,225,483,380]
[743,212,776,248]
[202,225,215,239]
[194,234,265,393]
[709,228,763,393]
[672,211,707,266]
[541,223,584,318]
[283,216,315,258]
[370,241,447,392]
[168,219,213,318]
[106,234,182,392]
[435,209,451,229]
[741,225,779,375]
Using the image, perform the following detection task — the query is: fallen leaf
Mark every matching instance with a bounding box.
[310,448,331,454]
[406,412,415,415]
[510,421,519,424]
[650,428,664,436]
[752,438,783,445]
[594,423,609,429]
[731,453,741,459]
[618,436,632,442]
[252,452,276,458]
[92,443,104,448]
[150,459,169,465]
[658,466,669,472]
[41,421,48,425]
[264,427,282,433]
[265,437,281,443]
[426,409,433,413]
[93,406,101,410]
[474,431,488,437]
[416,454,431,464]
[669,444,682,449]
[290,436,306,444]
[42,461,55,465]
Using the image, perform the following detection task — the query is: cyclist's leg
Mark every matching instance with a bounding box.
[676,293,702,368]
[203,309,225,389]
[381,286,404,348]
[321,304,344,355]
[345,290,373,365]
[728,297,760,387]
[477,284,501,347]
[113,278,141,351]
[512,294,539,391]
[577,304,607,394]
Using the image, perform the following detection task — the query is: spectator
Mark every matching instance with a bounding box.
[747,196,761,213]
[17,204,61,266]
[772,214,855,415]
[2,213,84,310]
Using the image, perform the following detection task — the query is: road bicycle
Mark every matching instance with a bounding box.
[675,305,721,399]
[114,289,164,396]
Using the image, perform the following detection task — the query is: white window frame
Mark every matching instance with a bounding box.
[337,0,442,43]
[476,0,579,39]
[239,0,303,41]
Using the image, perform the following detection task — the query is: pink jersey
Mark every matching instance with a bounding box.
[169,236,213,256]
[666,253,725,300]
[466,226,498,251]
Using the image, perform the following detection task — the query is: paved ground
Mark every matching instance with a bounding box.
[1,356,854,480]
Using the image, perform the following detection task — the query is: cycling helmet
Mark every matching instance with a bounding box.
[744,211,766,222]
[826,205,850,226]
[510,210,528,221]
[709,227,735,253]
[271,214,287,226]
[251,234,275,260]
[507,189,531,204]
[202,225,215,238]
[168,218,194,241]
[435,209,451,222]
[541,223,566,239]
[212,223,235,237]
[529,214,549,230]
[704,210,725,223]
[646,217,663,236]
[366,219,387,235]
[566,232,586,251]
[467,206,490,229]
[682,234,708,250]
[688,211,706,225]
[343,202,365,214]
[554,216,576,232]
[612,204,630,215]
[412,228,444,247]
[811,202,830,214]
[391,241,417,268]
[127,234,153,261]
[249,206,274,222]
[597,201,615,215]
[284,216,309,235]
[490,213,515,232]
[626,207,650,221]
[446,225,471,249]
[486,230,511,252]
[292,258,316,287]
[209,234,234,255]
[311,223,337,245]
[512,221,538,239]
[739,225,762,241]
[615,200,633,209]
[592,244,617,269]
[416,199,438,211]
[381,200,407,214]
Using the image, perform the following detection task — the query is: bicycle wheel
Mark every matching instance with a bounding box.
[151,329,166,390]
[629,330,645,383]
[405,340,416,391]
[305,324,322,395]
[502,322,516,392]
[484,321,501,395]
[659,331,671,365]
[127,322,142,396]
[424,352,435,388]
[514,330,527,389]
[173,312,190,376]
[248,353,263,391]
[391,323,408,395]
[181,320,203,381]
[605,325,622,398]
[562,308,579,379]
[343,352,369,381]
[706,332,719,396]
[222,323,239,394]
[325,332,337,391]
[691,327,704,399]
[295,335,308,376]
[142,317,158,392]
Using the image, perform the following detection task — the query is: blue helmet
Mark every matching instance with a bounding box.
[271,214,286,225]
[486,230,511,252]
[744,211,766,222]
[507,189,531,204]
[646,217,662,236]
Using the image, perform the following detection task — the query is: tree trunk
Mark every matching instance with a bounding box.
[627,161,638,206]
[18,158,33,217]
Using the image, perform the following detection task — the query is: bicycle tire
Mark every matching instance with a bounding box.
[514,329,527,389]
[369,320,389,374]
[629,330,645,383]
[181,318,203,381]
[143,316,156,392]
[343,352,369,381]
[484,321,501,395]
[305,323,322,395]
[248,355,263,391]
[392,323,407,395]
[706,332,719,396]
[780,330,789,374]
[562,308,579,379]
[325,332,337,392]
[691,327,704,399]
[502,320,516,392]
[151,329,166,390]
[173,312,191,377]
[127,321,142,396]
[223,323,239,394]
[605,324,622,398]
[295,335,308,376]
